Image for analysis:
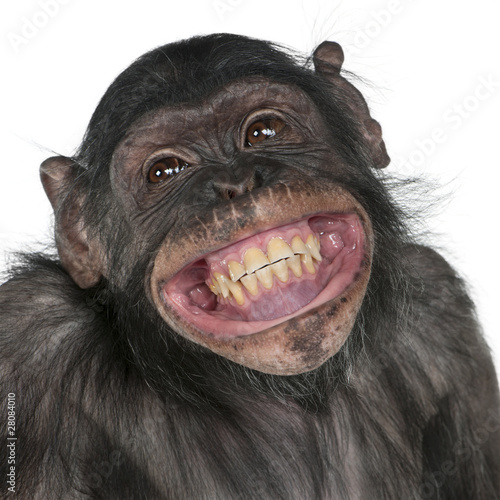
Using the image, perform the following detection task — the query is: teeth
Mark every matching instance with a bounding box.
[225,279,245,305]
[243,248,270,274]
[270,260,289,282]
[291,235,308,255]
[287,254,303,277]
[209,233,322,303]
[267,237,294,263]
[301,252,316,274]
[228,260,246,282]
[214,272,230,298]
[241,274,259,295]
[306,234,322,261]
[211,277,221,294]
[256,266,274,289]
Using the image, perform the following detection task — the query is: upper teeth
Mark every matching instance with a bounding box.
[207,234,321,303]
[267,237,294,263]
[243,248,269,274]
[227,261,246,281]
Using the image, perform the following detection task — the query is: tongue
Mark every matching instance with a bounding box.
[240,280,320,321]
[186,275,322,321]
[184,268,323,321]
[189,285,217,310]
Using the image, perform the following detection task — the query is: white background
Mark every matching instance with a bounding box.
[1,0,499,370]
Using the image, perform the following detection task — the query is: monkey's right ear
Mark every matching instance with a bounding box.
[313,41,390,169]
[40,156,103,289]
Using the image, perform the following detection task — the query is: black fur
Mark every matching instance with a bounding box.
[1,34,499,499]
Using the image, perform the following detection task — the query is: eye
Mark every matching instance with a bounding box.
[147,157,189,184]
[245,118,285,147]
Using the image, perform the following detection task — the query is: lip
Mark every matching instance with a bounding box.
[150,181,373,358]
[160,210,365,338]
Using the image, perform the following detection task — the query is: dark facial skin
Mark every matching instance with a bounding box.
[111,80,339,213]
[106,80,373,374]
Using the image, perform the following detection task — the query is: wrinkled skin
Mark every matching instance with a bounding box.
[47,76,377,375]
[111,80,372,373]
[1,34,499,499]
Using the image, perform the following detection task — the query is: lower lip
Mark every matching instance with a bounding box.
[162,214,365,338]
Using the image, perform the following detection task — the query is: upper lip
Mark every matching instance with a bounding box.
[152,181,371,286]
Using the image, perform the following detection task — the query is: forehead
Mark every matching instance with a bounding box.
[116,79,317,150]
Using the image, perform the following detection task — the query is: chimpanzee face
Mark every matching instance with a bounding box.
[41,39,387,377]
[108,78,373,375]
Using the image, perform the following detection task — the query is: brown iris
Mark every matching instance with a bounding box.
[148,158,189,184]
[246,118,285,146]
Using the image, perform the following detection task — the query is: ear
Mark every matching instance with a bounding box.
[40,156,102,288]
[313,41,390,169]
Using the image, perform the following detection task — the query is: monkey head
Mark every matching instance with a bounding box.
[40,35,389,376]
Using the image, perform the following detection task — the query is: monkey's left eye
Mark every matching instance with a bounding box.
[148,158,189,184]
[245,118,285,147]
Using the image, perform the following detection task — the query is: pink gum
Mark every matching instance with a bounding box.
[204,218,315,278]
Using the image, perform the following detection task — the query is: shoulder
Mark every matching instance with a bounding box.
[403,244,476,319]
[0,254,100,370]
[401,244,497,394]
[404,243,462,281]
[1,253,93,325]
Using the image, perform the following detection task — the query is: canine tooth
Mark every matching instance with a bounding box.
[291,235,308,255]
[214,272,230,298]
[287,255,303,277]
[226,279,245,305]
[241,274,259,296]
[208,283,218,295]
[301,252,316,274]
[270,260,289,282]
[256,266,273,289]
[243,248,270,274]
[306,234,322,262]
[267,237,293,263]
[228,261,246,282]
[211,278,221,295]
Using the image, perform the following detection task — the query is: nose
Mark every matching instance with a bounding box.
[211,156,263,200]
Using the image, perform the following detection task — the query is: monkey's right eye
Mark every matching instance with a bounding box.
[148,158,189,184]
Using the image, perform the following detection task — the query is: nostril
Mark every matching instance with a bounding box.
[219,188,236,200]
[216,187,245,200]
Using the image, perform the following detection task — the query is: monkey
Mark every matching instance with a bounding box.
[1,34,498,499]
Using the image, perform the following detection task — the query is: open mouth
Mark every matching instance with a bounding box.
[163,213,365,338]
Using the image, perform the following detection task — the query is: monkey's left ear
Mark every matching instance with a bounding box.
[313,41,390,169]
